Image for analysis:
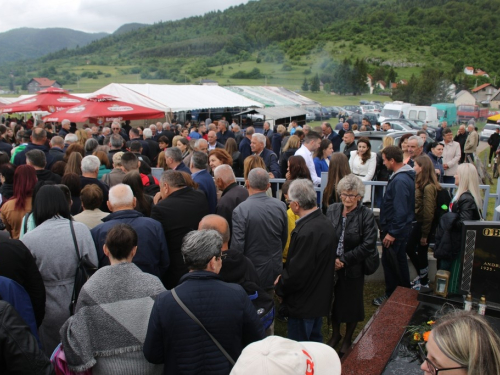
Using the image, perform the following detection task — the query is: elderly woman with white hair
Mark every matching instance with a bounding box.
[325,174,378,355]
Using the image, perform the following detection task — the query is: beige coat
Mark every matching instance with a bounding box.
[464,130,478,153]
[442,140,461,176]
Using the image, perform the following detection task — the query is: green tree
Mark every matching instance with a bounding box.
[310,73,320,92]
[301,78,309,91]
[387,67,397,85]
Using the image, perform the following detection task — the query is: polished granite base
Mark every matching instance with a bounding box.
[341,287,419,375]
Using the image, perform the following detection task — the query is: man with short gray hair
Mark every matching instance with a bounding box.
[194,138,208,154]
[165,147,191,174]
[49,135,65,163]
[231,167,287,331]
[406,135,425,168]
[143,127,160,162]
[81,155,110,212]
[13,127,55,169]
[239,126,254,160]
[275,179,336,342]
[91,184,169,279]
[59,119,71,137]
[251,133,280,178]
[144,229,265,373]
[216,120,235,145]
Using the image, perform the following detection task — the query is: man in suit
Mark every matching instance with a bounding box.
[129,128,150,158]
[321,122,342,151]
[239,126,254,161]
[165,147,191,174]
[263,121,274,139]
[143,128,160,163]
[190,151,217,214]
[251,133,281,178]
[151,170,209,289]
[207,130,224,151]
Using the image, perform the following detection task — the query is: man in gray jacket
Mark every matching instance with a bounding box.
[231,168,287,292]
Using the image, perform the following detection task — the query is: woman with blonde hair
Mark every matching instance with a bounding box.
[75,129,89,148]
[243,155,267,180]
[421,310,500,375]
[279,135,301,178]
[437,163,482,293]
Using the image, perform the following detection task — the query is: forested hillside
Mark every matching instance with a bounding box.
[0,28,108,64]
[1,0,499,103]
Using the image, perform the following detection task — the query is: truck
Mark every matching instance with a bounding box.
[457,104,489,123]
[431,103,458,126]
[378,101,413,123]
[407,106,439,128]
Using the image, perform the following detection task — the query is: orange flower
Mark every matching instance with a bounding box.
[423,331,430,342]
[413,333,421,341]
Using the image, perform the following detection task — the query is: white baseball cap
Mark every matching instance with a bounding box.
[230,336,341,375]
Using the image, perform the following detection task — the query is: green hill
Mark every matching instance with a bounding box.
[113,23,150,36]
[1,0,499,102]
[0,27,109,65]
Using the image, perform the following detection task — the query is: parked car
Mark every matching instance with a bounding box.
[359,100,370,105]
[361,105,380,114]
[339,131,418,153]
[305,110,315,122]
[385,118,436,138]
[343,105,362,114]
[362,112,379,126]
[480,123,500,142]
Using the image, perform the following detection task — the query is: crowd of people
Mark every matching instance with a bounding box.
[0,114,498,375]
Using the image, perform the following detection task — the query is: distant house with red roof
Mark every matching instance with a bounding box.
[464,67,474,75]
[472,83,497,103]
[27,77,61,94]
[366,74,374,93]
[376,80,387,90]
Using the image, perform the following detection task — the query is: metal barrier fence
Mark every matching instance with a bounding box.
[235,173,500,221]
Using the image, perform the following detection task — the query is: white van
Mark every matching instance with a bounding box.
[407,106,439,127]
[379,101,413,123]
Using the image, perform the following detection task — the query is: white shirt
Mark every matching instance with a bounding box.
[295,144,321,186]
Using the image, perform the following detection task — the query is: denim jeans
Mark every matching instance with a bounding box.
[381,225,412,296]
[287,317,323,343]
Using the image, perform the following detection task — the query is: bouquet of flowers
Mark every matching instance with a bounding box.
[407,319,436,347]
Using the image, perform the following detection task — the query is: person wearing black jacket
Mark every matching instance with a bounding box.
[0,238,46,327]
[275,179,336,343]
[453,125,468,164]
[488,127,500,166]
[342,131,357,160]
[326,174,377,354]
[0,300,54,375]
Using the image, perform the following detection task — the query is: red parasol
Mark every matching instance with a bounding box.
[0,87,85,114]
[42,94,166,125]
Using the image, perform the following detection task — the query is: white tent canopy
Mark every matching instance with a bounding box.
[93,83,264,113]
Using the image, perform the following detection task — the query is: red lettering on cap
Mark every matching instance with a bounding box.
[302,350,314,375]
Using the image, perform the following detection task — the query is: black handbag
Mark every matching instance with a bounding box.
[69,220,97,315]
[358,206,380,276]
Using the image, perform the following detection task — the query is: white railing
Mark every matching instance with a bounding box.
[235,174,499,221]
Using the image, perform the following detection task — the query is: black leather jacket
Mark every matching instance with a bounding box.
[326,203,378,278]
[451,191,481,230]
[0,300,54,375]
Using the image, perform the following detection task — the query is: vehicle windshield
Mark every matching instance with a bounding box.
[484,124,499,130]
[382,109,400,118]
[436,110,445,117]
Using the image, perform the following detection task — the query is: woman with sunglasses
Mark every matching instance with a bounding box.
[420,310,500,374]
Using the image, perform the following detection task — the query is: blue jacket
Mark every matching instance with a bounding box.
[143,271,265,375]
[313,157,329,177]
[380,164,415,237]
[271,133,282,158]
[91,210,170,279]
[239,137,252,161]
[13,143,55,170]
[174,162,191,174]
[192,169,217,214]
[258,148,281,178]
[427,151,444,182]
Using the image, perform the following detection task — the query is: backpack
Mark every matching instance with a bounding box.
[143,175,160,196]
[429,188,452,243]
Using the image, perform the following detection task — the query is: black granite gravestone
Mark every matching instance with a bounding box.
[459,221,500,307]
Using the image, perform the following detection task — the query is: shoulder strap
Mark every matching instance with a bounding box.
[69,220,81,260]
[171,288,235,365]
[23,212,30,233]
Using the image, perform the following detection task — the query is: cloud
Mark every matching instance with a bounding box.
[0,0,247,34]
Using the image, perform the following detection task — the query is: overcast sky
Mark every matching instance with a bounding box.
[0,0,248,34]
